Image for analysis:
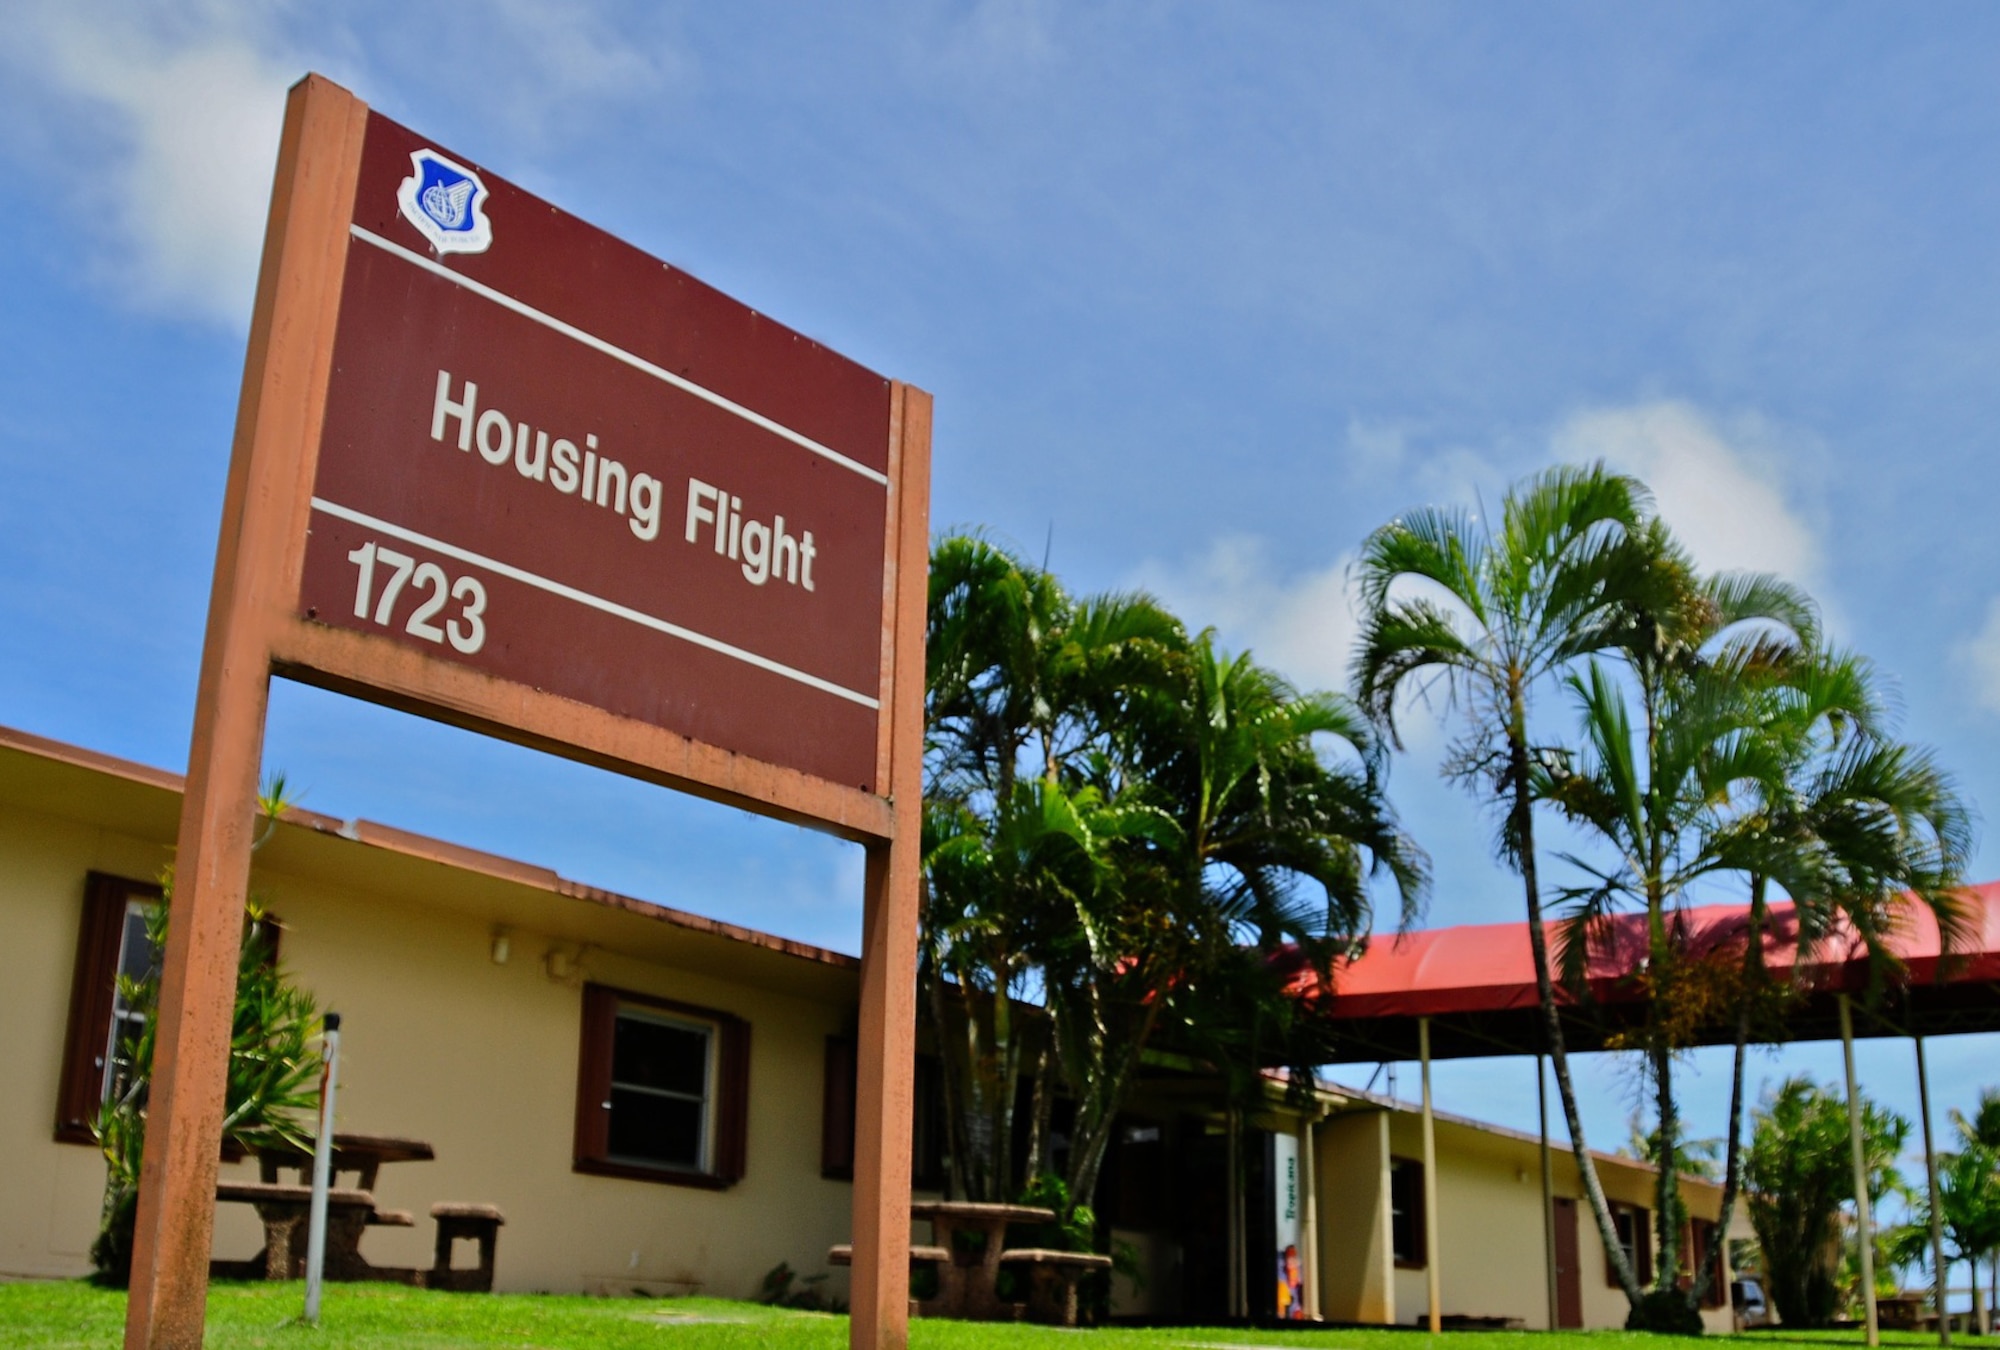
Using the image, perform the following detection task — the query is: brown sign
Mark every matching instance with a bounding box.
[298,114,893,790]
[126,77,926,1350]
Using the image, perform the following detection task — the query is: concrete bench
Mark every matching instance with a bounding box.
[826,1243,951,1266]
[997,1248,1112,1327]
[212,1180,379,1282]
[429,1202,505,1292]
[828,1244,954,1318]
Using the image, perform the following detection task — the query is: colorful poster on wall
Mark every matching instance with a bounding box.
[1273,1131,1305,1319]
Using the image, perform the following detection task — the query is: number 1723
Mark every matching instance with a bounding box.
[346,541,488,654]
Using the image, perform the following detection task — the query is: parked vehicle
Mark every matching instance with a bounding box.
[1732,1277,1775,1330]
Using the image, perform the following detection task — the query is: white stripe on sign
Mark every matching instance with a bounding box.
[311,497,882,710]
[349,225,891,489]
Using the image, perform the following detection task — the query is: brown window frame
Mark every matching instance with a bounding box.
[1607,1202,1653,1287]
[821,1034,857,1180]
[1389,1155,1426,1269]
[821,1036,948,1188]
[55,873,165,1145]
[1687,1218,1726,1307]
[573,983,749,1190]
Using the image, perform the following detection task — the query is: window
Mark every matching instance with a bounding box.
[55,873,163,1144]
[820,1037,947,1188]
[574,984,748,1188]
[1390,1157,1425,1268]
[1608,1203,1653,1286]
[1687,1220,1726,1307]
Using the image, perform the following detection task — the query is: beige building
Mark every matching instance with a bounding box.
[0,723,1747,1325]
[0,725,860,1296]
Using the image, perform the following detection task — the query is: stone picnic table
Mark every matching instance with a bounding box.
[912,1201,1053,1320]
[254,1131,435,1191]
[212,1133,435,1284]
[832,1201,1112,1326]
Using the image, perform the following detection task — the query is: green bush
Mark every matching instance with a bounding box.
[91,890,322,1286]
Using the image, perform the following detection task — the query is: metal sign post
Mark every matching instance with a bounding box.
[302,1012,341,1325]
[124,74,928,1350]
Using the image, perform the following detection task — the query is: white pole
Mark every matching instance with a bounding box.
[1839,996,1879,1348]
[1915,1036,1949,1347]
[303,1011,341,1325]
[1420,1017,1441,1334]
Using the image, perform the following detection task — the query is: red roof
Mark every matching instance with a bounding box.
[1277,883,2000,1062]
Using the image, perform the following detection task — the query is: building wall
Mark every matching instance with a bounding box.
[0,802,182,1279]
[1314,1109,1393,1324]
[1361,1106,1736,1334]
[0,798,859,1297]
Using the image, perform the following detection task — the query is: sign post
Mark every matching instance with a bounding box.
[124,74,928,1350]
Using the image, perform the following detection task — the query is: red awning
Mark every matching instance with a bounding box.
[1278,883,2000,1063]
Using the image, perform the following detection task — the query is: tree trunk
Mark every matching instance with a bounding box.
[1512,718,1644,1306]
[926,952,971,1201]
[1692,882,1763,1309]
[1653,1039,1682,1292]
[1063,997,1159,1213]
[1022,1041,1053,1186]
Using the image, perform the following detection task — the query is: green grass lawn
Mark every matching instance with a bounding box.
[0,1281,1987,1350]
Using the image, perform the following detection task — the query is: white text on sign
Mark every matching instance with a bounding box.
[430,370,665,541]
[683,479,817,590]
[347,540,488,653]
[426,370,826,593]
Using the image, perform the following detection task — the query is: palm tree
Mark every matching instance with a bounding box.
[923,777,1178,1200]
[1746,1076,1908,1329]
[1693,648,1974,1313]
[1045,633,1427,1208]
[923,533,1185,1201]
[1951,1093,2000,1332]
[1534,563,1824,1322]
[1352,462,1662,1302]
[1888,1145,2000,1334]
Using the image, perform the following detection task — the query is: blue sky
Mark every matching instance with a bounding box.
[4,2,1999,1184]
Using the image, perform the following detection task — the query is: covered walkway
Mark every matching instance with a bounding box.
[1277,885,2000,1339]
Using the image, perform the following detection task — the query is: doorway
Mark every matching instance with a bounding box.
[1552,1197,1583,1329]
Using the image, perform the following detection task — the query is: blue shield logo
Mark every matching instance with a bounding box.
[397,149,492,256]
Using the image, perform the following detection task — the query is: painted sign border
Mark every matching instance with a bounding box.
[123,76,924,1350]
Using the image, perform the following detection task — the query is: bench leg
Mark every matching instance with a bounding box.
[431,1219,500,1293]
[1025,1266,1083,1327]
[251,1203,305,1281]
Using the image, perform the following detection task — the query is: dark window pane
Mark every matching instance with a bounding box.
[611,1014,708,1097]
[117,907,157,983]
[1390,1160,1418,1263]
[607,1088,703,1169]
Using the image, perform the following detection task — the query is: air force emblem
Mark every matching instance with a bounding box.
[397,149,492,256]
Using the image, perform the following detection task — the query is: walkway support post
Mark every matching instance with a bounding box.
[1420,1016,1441,1334]
[1916,1035,1950,1346]
[1538,1053,1558,1331]
[1840,995,1880,1348]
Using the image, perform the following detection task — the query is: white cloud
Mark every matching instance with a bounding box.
[0,1,678,326]
[1131,536,1358,696]
[4,2,299,324]
[482,0,676,112]
[1957,598,2000,715]
[1552,400,1825,591]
